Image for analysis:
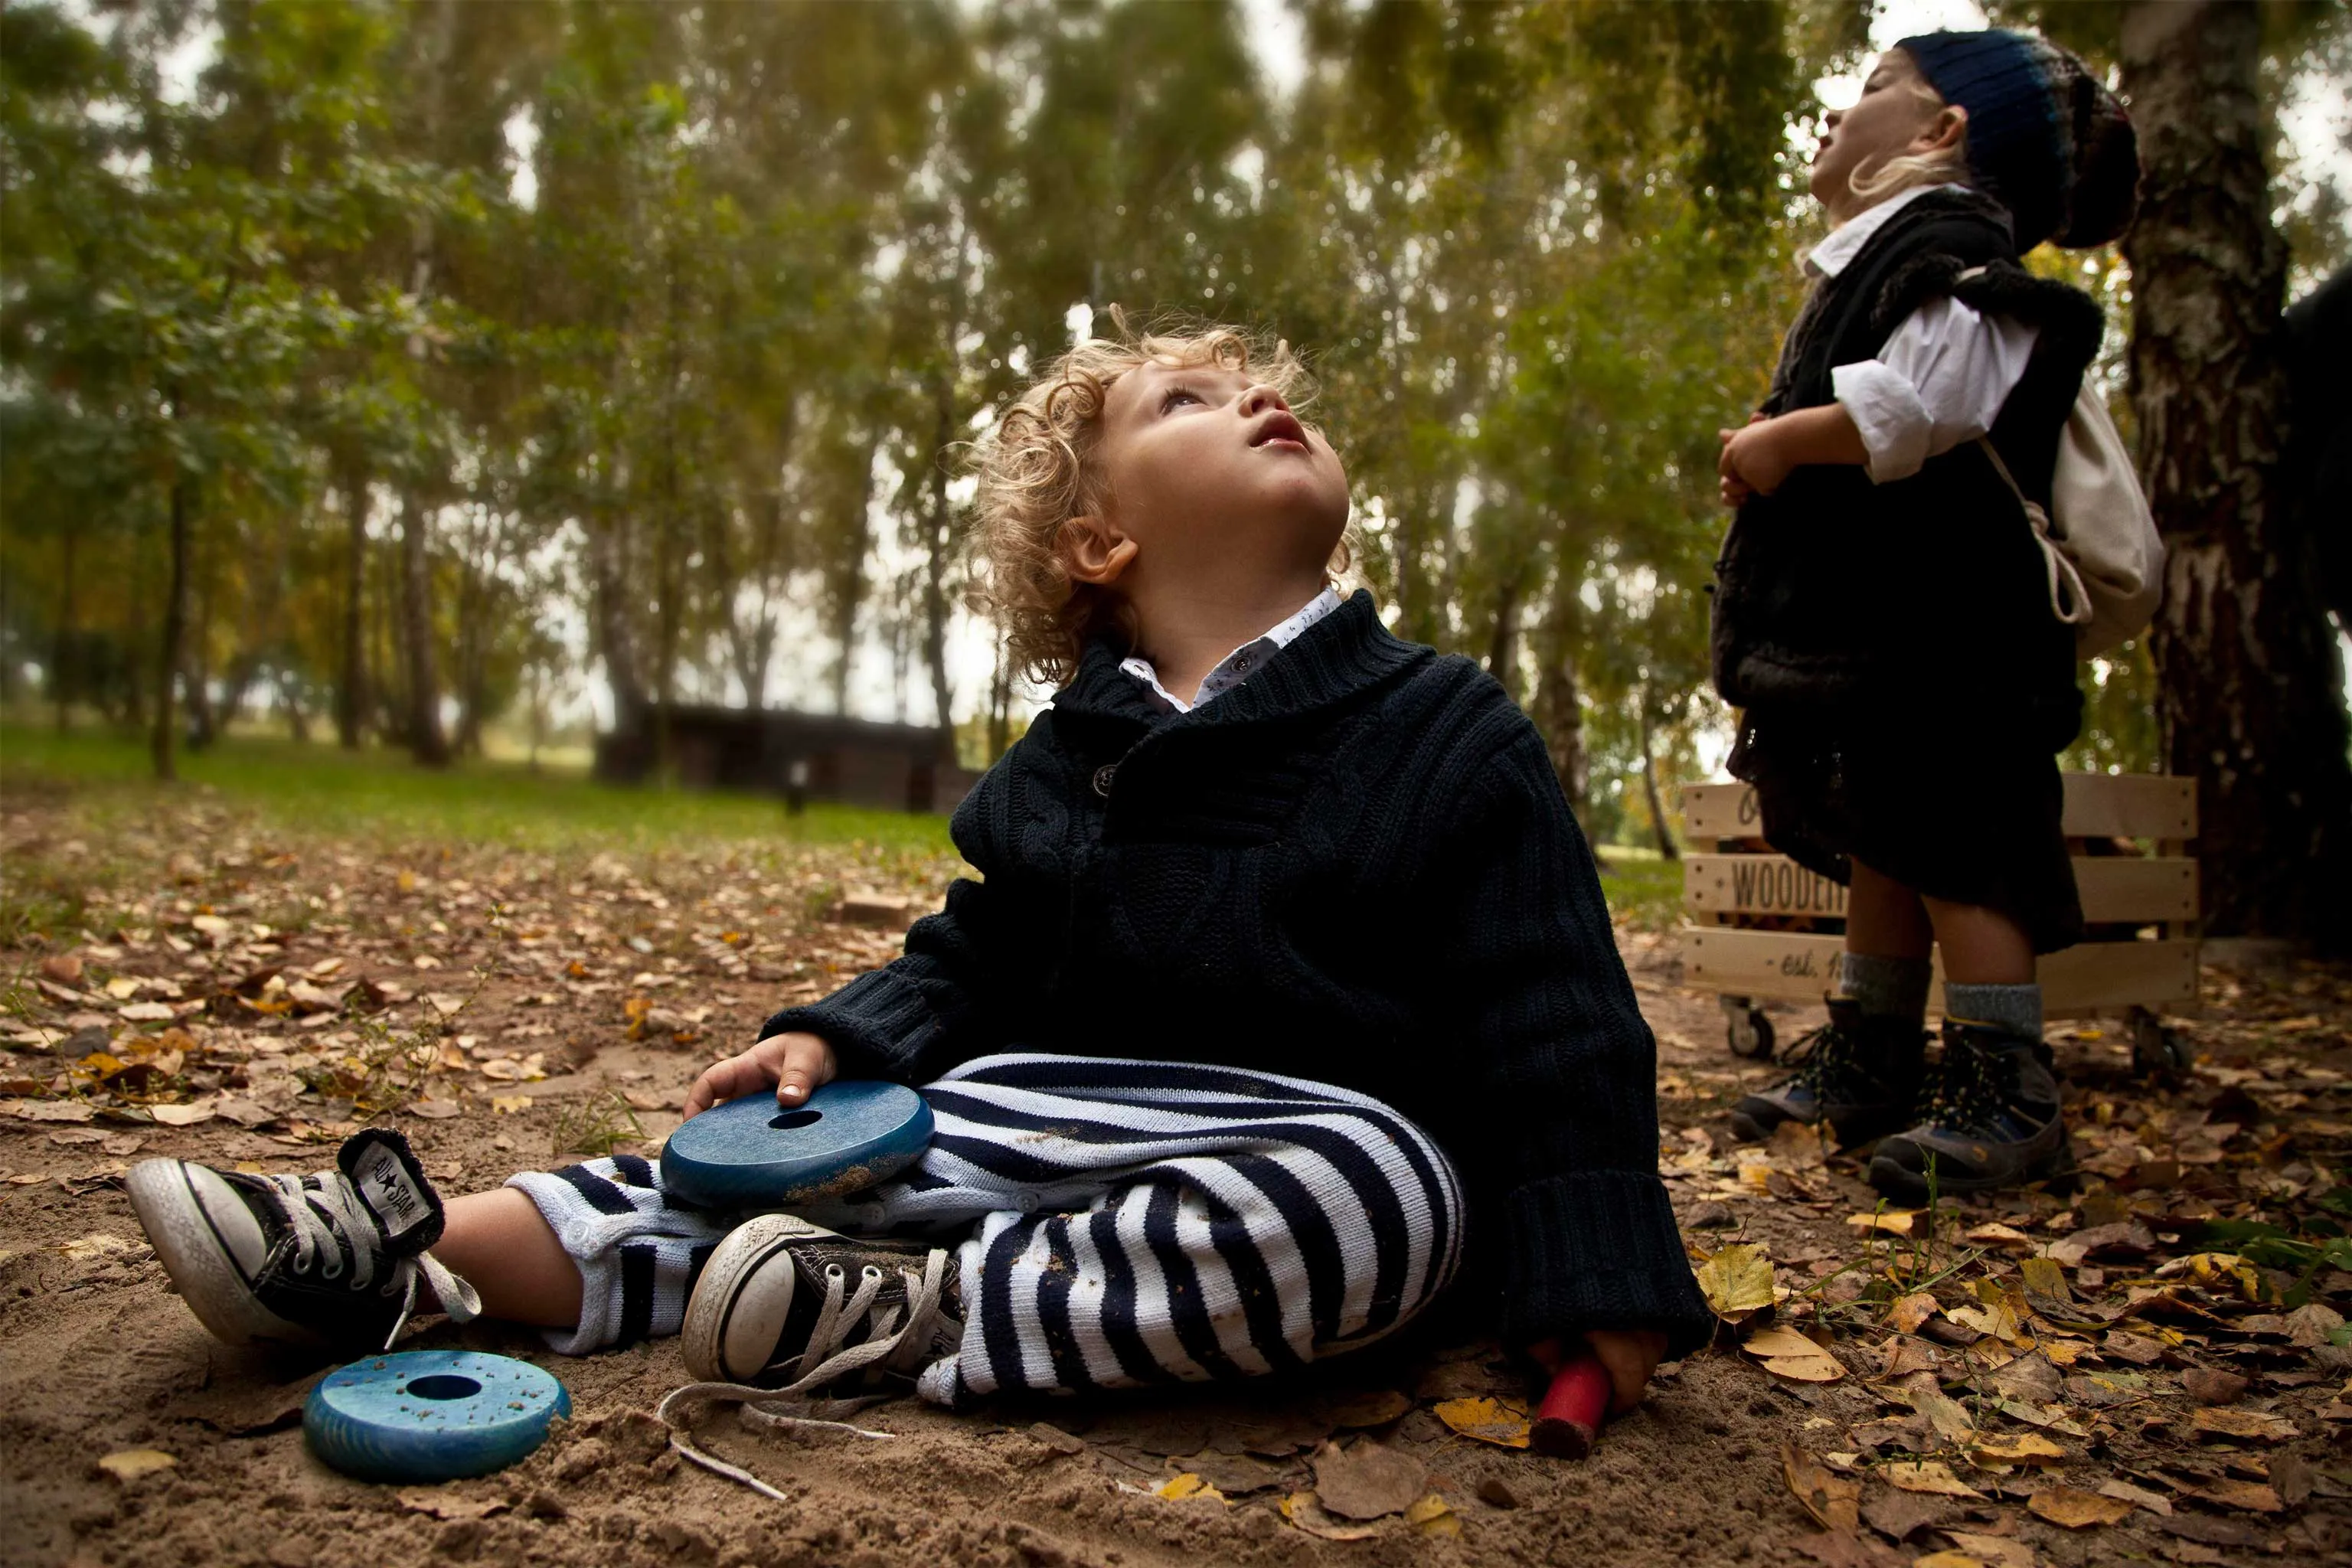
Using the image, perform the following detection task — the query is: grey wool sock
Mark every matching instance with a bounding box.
[1836,951,1932,1024]
[1942,982,2044,1041]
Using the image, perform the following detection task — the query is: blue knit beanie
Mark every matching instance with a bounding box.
[1896,29,2138,250]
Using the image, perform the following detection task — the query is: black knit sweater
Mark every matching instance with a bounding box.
[763,590,1715,1358]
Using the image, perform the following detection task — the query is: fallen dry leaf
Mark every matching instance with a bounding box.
[1746,1325,1847,1383]
[2183,1478,2283,1514]
[1694,1242,1777,1319]
[2096,1478,2171,1516]
[407,1099,462,1120]
[1431,1396,1529,1449]
[1962,1221,2034,1253]
[2189,1407,2298,1443]
[1971,1432,2063,1467]
[1846,1210,1916,1236]
[96,1449,176,1481]
[1309,1439,1426,1521]
[2027,1485,2133,1528]
[1782,1443,1860,1532]
[1155,1473,1225,1504]
[61,1233,135,1263]
[1404,1492,1459,1538]
[1279,1491,1381,1541]
[1881,1461,1983,1499]
[1887,1292,1939,1334]
[148,1099,216,1127]
[15,1101,95,1124]
[1940,1531,2036,1568]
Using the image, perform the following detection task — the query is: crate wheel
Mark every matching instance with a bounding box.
[2129,1011,2193,1076]
[1722,998,1775,1059]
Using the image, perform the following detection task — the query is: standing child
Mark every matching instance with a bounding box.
[1711,31,2138,1200]
[126,318,1711,1436]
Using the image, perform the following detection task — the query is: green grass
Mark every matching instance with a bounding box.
[1596,844,1686,931]
[0,724,958,858]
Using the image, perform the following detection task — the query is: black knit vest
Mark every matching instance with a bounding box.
[1709,188,2105,743]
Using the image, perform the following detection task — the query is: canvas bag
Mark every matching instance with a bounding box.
[1976,381,2165,658]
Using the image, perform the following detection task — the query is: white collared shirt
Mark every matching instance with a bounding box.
[1810,184,2041,485]
[1119,587,1344,714]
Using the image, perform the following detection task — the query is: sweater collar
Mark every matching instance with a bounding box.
[1052,589,1432,730]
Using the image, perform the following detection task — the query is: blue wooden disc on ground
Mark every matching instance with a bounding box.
[304,1350,570,1484]
[660,1079,933,1210]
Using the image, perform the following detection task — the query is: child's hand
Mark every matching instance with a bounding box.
[1527,1330,1669,1416]
[681,1031,837,1122]
[1717,414,1793,505]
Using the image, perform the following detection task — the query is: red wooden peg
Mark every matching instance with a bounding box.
[1529,1351,1612,1459]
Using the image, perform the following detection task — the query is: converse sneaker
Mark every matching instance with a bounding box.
[126,1128,479,1351]
[1729,997,1927,1148]
[681,1214,962,1400]
[1867,1019,2073,1201]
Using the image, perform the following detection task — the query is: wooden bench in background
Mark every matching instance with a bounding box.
[1679,774,2198,1073]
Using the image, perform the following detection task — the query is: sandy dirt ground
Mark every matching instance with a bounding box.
[3,794,2348,1568]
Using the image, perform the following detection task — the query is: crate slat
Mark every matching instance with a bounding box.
[1680,775,2197,846]
[1682,854,2197,923]
[1680,926,2198,1014]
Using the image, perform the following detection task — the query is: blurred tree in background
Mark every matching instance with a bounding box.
[3,1,2347,936]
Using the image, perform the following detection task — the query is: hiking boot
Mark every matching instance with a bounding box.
[1728,997,1927,1148]
[1867,1019,2072,1201]
[681,1214,963,1400]
[126,1128,479,1352]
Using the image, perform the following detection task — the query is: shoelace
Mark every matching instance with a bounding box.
[1913,1034,2025,1135]
[658,1246,952,1501]
[270,1171,482,1349]
[1774,1017,1863,1099]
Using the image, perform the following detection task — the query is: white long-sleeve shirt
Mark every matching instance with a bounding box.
[1808,184,2040,484]
[1119,586,1344,713]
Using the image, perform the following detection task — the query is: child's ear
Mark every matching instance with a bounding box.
[1919,103,1967,156]
[1060,514,1139,586]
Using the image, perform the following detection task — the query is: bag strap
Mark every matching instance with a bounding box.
[1976,434,2092,628]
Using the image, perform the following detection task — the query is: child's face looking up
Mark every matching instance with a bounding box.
[1809,50,1962,222]
[1072,359,1350,601]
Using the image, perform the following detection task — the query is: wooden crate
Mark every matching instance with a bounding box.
[1680,775,2199,1054]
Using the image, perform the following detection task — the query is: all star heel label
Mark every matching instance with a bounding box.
[349,1138,436,1245]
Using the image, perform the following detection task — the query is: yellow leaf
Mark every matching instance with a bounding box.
[1912,1555,1988,1568]
[149,1099,217,1127]
[1846,1209,1916,1236]
[97,1449,176,1481]
[1971,1432,2065,1467]
[1948,1301,2024,1342]
[1883,1461,1984,1498]
[1781,1443,1860,1532]
[1962,1221,2034,1253]
[1901,1383,1977,1445]
[1888,1292,1940,1333]
[396,869,417,892]
[1156,1473,1224,1504]
[1405,1493,1459,1537]
[1432,1396,1529,1449]
[1742,1325,1826,1359]
[1694,1243,1776,1318]
[491,1095,534,1116]
[2027,1485,2133,1528]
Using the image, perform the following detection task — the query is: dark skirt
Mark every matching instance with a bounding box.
[1727,706,2084,956]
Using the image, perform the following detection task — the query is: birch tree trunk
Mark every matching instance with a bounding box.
[2121,0,2352,946]
[335,455,369,749]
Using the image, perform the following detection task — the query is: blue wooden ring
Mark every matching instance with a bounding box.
[304,1350,570,1484]
[660,1079,933,1211]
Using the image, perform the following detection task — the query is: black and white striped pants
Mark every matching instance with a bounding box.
[508,1053,1464,1402]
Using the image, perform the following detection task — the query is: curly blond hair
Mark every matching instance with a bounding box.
[969,309,1352,687]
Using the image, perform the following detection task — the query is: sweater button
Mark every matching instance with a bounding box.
[1092,763,1117,797]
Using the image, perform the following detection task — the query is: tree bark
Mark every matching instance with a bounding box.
[151,474,191,782]
[920,377,959,765]
[53,526,76,733]
[2121,0,2352,947]
[335,455,370,749]
[398,490,450,764]
[184,521,217,750]
[1532,568,1589,823]
[1638,703,1679,861]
